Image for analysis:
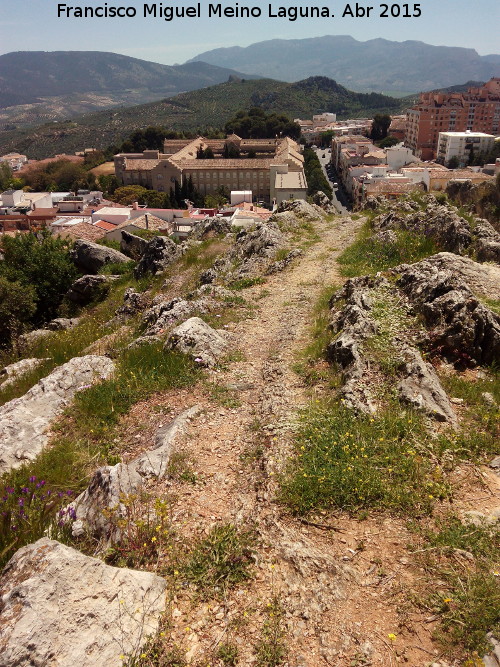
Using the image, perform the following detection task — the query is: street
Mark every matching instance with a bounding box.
[313,147,350,215]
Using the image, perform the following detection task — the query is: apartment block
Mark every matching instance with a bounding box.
[436,131,495,167]
[405,78,500,160]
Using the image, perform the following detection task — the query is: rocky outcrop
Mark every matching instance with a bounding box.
[17,328,52,352]
[66,274,119,306]
[165,317,228,367]
[446,178,500,228]
[0,355,114,474]
[372,195,500,262]
[397,348,457,424]
[312,191,334,212]
[327,276,382,414]
[115,287,151,319]
[190,216,232,240]
[0,358,48,389]
[394,256,500,366]
[0,538,167,667]
[46,317,81,331]
[70,239,130,274]
[266,249,303,274]
[143,297,212,337]
[120,229,148,260]
[70,406,200,540]
[134,236,180,278]
[326,274,457,424]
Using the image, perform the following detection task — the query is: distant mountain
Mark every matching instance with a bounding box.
[0,51,260,109]
[189,36,500,95]
[0,76,408,159]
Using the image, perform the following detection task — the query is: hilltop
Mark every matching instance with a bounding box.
[0,76,407,159]
[189,34,500,95]
[0,194,499,665]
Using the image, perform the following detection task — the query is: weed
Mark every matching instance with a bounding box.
[100,260,136,276]
[279,401,450,516]
[127,642,186,667]
[207,382,242,409]
[229,277,265,290]
[215,641,239,666]
[254,597,287,667]
[167,452,197,485]
[0,475,74,568]
[181,524,255,599]
[338,222,438,276]
[410,516,500,659]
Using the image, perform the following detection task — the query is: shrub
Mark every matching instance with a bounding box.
[0,276,36,346]
[0,230,78,324]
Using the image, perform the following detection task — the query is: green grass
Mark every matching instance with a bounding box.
[337,222,439,277]
[411,517,500,659]
[180,524,255,599]
[215,642,239,666]
[0,344,200,567]
[437,369,499,459]
[279,401,450,516]
[254,597,288,667]
[292,284,342,387]
[229,276,265,290]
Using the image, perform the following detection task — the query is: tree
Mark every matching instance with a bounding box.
[224,109,300,140]
[204,186,229,208]
[0,162,13,191]
[113,185,149,205]
[447,156,460,169]
[0,230,78,324]
[378,136,400,148]
[370,114,391,141]
[0,277,37,347]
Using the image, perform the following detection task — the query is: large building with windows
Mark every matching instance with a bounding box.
[405,78,500,160]
[114,135,306,204]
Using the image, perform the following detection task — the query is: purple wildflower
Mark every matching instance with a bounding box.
[29,476,36,483]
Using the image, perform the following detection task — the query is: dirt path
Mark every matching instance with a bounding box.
[155,215,454,666]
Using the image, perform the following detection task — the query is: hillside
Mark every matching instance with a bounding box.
[0,196,499,665]
[0,77,408,159]
[0,51,260,109]
[189,35,500,95]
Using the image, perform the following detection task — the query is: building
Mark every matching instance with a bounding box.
[405,78,500,160]
[436,131,496,167]
[114,135,306,205]
[0,152,28,171]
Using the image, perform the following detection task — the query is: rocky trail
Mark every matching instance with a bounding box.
[1,199,499,667]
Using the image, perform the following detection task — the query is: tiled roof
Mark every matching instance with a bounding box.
[123,159,160,171]
[94,220,117,230]
[113,213,170,232]
[57,222,106,242]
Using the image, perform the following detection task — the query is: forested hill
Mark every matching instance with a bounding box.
[0,77,408,159]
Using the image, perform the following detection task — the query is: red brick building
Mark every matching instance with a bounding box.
[405,78,500,160]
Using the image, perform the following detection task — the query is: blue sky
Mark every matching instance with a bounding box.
[0,0,498,63]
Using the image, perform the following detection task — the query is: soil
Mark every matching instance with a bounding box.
[119,214,498,667]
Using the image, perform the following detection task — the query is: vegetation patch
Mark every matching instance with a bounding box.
[279,401,450,516]
[180,524,255,599]
[254,597,288,667]
[338,222,438,276]
[410,516,500,659]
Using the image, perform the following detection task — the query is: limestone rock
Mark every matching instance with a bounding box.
[0,538,167,667]
[0,358,48,389]
[71,239,130,274]
[190,216,232,240]
[134,405,201,479]
[115,287,151,318]
[120,229,148,260]
[66,274,118,306]
[395,256,500,366]
[134,236,180,278]
[46,317,81,331]
[0,355,114,474]
[312,190,334,212]
[71,463,143,540]
[143,297,212,337]
[70,406,201,539]
[275,198,325,222]
[397,348,457,425]
[266,249,303,274]
[17,328,52,351]
[165,317,228,367]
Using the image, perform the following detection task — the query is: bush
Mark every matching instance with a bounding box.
[0,230,78,324]
[0,277,37,346]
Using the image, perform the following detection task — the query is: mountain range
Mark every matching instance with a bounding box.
[189,35,500,95]
[0,51,259,109]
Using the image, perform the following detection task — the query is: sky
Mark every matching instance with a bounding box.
[0,0,498,63]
